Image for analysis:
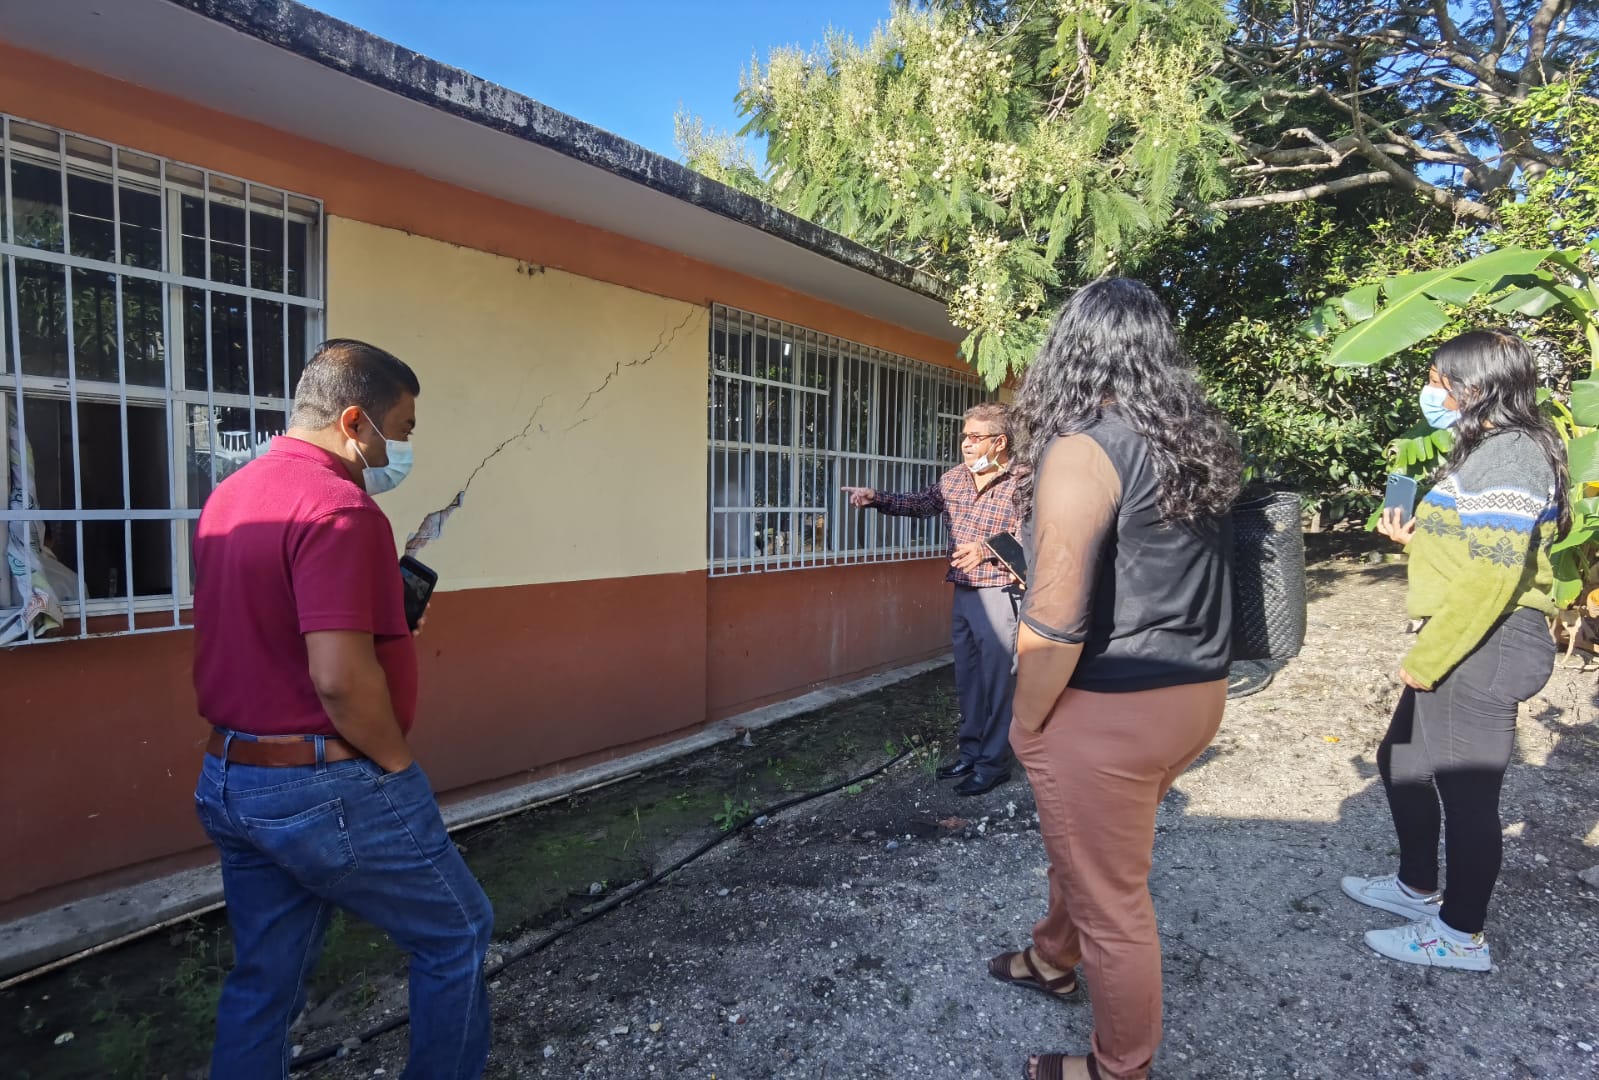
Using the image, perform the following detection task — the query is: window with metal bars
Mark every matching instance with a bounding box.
[0,115,325,644]
[708,304,989,575]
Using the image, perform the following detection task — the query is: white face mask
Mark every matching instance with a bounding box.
[350,410,413,495]
[968,441,1006,474]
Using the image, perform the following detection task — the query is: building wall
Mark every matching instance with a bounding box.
[0,43,964,373]
[0,45,962,914]
[327,217,708,588]
[324,218,713,797]
[708,563,953,720]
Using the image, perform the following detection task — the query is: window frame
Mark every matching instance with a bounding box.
[708,303,989,576]
[0,114,326,644]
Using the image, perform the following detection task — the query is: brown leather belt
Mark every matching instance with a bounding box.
[206,730,365,767]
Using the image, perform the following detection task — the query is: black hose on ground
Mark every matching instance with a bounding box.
[290,748,915,1071]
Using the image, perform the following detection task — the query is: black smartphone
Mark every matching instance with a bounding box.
[1382,473,1419,525]
[398,555,437,631]
[984,530,1027,587]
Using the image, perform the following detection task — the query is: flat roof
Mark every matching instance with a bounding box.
[0,0,961,343]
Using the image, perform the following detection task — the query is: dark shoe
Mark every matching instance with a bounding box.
[954,769,1011,797]
[936,757,975,780]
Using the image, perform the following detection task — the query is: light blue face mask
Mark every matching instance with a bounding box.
[1419,385,1460,430]
[352,410,414,495]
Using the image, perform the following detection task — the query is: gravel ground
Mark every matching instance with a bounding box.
[314,560,1599,1080]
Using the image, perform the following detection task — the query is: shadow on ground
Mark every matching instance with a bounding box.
[6,549,1597,1080]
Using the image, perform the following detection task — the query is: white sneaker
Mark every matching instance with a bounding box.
[1340,872,1442,920]
[1364,915,1491,971]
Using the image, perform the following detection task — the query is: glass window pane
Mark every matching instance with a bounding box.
[119,185,163,270]
[250,209,285,293]
[181,285,206,391]
[180,195,205,279]
[710,376,750,444]
[67,172,115,262]
[77,399,126,510]
[186,404,282,508]
[9,158,64,252]
[53,520,173,602]
[208,201,246,286]
[251,298,284,398]
[287,219,311,297]
[122,276,166,388]
[288,304,308,391]
[71,267,118,383]
[20,396,75,509]
[14,258,68,379]
[208,291,250,396]
[1,257,10,376]
[181,288,253,397]
[129,404,172,510]
[711,325,733,373]
[754,387,791,447]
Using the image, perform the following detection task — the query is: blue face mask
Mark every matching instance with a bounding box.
[352,410,414,495]
[1419,385,1459,430]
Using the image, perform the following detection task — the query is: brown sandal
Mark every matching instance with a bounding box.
[1021,1052,1103,1080]
[988,947,1080,999]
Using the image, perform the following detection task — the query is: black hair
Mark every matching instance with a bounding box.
[1014,277,1241,522]
[290,339,420,430]
[1433,329,1571,537]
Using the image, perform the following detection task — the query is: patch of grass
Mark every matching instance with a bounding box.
[89,976,157,1080]
[162,923,227,1037]
[714,795,752,832]
[93,1010,156,1080]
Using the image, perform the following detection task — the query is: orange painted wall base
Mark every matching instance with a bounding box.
[0,561,953,915]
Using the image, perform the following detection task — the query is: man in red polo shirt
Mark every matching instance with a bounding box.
[192,339,492,1080]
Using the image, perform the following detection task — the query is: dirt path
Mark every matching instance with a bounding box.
[309,559,1599,1080]
[6,554,1595,1078]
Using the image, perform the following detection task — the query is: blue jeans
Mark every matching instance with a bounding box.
[194,736,494,1079]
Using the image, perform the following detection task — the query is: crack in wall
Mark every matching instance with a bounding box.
[404,392,554,556]
[562,310,699,431]
[404,308,699,555]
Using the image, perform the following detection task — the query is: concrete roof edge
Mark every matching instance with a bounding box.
[167,0,952,308]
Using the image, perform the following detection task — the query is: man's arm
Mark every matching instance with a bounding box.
[841,484,945,518]
[304,630,413,772]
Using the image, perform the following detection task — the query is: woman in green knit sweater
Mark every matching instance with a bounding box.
[1341,329,1568,971]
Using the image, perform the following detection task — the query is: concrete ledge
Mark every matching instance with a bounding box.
[0,655,951,983]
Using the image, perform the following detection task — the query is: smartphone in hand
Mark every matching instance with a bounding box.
[399,556,438,631]
[1383,473,1419,525]
[984,530,1028,587]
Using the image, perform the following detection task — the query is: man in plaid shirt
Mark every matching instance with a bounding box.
[843,402,1022,796]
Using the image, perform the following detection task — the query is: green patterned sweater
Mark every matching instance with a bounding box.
[1404,430,1559,689]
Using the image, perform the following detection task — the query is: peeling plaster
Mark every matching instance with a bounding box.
[403,392,553,556]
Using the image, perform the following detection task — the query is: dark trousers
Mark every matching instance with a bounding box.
[951,584,1020,773]
[1378,607,1554,934]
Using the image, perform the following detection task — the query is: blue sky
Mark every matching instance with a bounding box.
[302,1,892,161]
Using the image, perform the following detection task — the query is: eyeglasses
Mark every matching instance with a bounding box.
[961,431,1003,443]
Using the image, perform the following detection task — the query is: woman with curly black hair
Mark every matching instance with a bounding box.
[1342,329,1564,972]
[988,277,1241,1080]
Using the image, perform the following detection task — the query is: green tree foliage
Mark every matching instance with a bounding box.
[681,1,1596,508]
[727,0,1238,384]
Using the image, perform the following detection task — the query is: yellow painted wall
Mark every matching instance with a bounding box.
[327,217,708,587]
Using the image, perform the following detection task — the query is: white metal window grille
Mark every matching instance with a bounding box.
[709,304,989,575]
[1,115,325,645]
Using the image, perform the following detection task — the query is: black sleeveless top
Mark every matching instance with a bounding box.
[1019,410,1232,692]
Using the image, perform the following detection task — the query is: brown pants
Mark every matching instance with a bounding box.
[1010,679,1226,1080]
